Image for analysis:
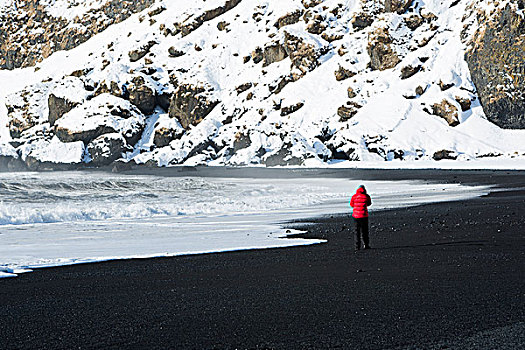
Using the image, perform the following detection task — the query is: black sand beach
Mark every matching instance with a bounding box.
[1,169,524,349]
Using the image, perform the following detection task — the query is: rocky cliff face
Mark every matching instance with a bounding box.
[0,0,154,69]
[464,0,525,129]
[0,0,524,169]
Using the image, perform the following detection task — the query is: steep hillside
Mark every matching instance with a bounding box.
[0,0,524,170]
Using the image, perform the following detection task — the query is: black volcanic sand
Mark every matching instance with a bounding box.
[1,169,524,349]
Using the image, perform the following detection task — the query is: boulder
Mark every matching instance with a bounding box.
[464,2,525,128]
[235,83,253,94]
[347,87,357,98]
[280,102,304,116]
[306,17,327,34]
[455,96,472,112]
[367,27,401,71]
[431,99,460,126]
[405,15,424,30]
[168,84,220,129]
[55,94,146,145]
[233,132,251,152]
[168,47,185,57]
[127,76,157,115]
[128,41,157,62]
[252,47,264,64]
[335,65,356,81]
[352,12,374,30]
[400,64,422,79]
[87,133,129,166]
[337,102,362,121]
[152,114,184,148]
[48,94,81,127]
[433,149,457,161]
[263,143,303,166]
[384,0,413,14]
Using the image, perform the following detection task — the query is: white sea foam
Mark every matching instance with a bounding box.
[0,171,491,278]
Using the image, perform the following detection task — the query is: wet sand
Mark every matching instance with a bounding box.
[1,169,524,349]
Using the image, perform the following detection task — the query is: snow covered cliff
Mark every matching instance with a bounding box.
[0,0,524,170]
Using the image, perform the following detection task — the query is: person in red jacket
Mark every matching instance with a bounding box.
[350,185,372,251]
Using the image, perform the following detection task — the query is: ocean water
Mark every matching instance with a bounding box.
[0,171,490,277]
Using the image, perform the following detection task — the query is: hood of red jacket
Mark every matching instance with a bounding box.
[356,187,366,194]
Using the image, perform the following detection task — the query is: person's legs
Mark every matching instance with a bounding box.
[354,217,362,250]
[362,217,370,249]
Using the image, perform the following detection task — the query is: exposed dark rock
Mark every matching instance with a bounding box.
[274,10,303,29]
[252,47,264,64]
[306,16,327,34]
[367,27,401,71]
[347,87,357,98]
[263,143,303,166]
[243,55,251,63]
[337,102,362,121]
[156,92,172,112]
[302,0,324,9]
[433,149,458,161]
[263,43,288,67]
[87,133,129,166]
[405,15,424,30]
[148,6,166,17]
[168,84,220,129]
[321,33,344,42]
[127,76,156,115]
[217,21,230,31]
[384,0,413,14]
[280,102,304,116]
[0,0,155,70]
[236,83,253,94]
[352,12,374,30]
[178,0,242,37]
[153,128,179,148]
[168,47,185,57]
[431,99,460,126]
[415,85,427,96]
[335,65,356,81]
[400,64,422,79]
[464,1,525,129]
[128,40,157,62]
[455,96,472,112]
[438,80,455,91]
[282,31,328,78]
[233,132,251,152]
[47,94,79,127]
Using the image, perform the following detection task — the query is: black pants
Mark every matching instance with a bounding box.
[354,217,369,249]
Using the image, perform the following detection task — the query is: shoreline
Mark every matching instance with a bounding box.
[1,170,524,349]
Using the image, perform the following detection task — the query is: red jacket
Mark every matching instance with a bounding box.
[350,187,372,218]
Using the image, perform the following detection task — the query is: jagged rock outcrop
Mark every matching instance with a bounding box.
[174,0,242,37]
[0,0,155,70]
[283,31,327,78]
[274,10,303,29]
[263,43,289,67]
[168,84,220,129]
[465,1,525,129]
[367,27,401,71]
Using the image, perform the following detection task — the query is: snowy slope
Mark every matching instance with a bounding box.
[0,0,524,167]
